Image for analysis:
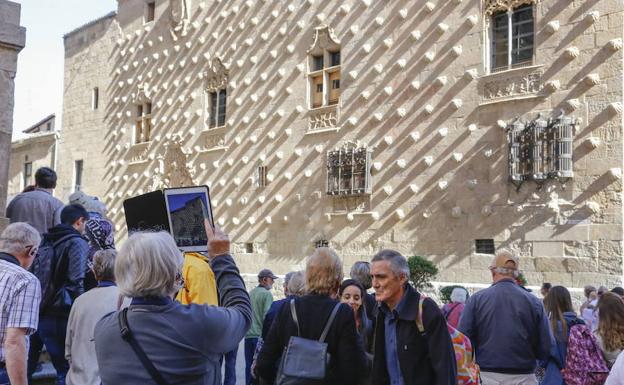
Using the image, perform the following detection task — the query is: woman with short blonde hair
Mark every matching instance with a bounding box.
[595,292,624,367]
[306,247,343,296]
[258,247,366,384]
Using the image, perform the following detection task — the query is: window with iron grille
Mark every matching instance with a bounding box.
[507,113,574,186]
[135,102,152,143]
[490,4,534,73]
[244,243,254,253]
[475,239,495,254]
[256,166,268,188]
[315,239,329,248]
[327,146,372,196]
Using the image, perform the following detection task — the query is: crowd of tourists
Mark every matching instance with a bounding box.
[1,166,624,385]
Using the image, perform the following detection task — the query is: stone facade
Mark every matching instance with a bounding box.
[7,130,57,203]
[0,0,26,231]
[57,0,623,289]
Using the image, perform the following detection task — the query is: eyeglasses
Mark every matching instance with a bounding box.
[25,245,38,257]
[175,271,185,288]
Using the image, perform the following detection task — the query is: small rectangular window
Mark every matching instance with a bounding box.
[330,51,340,67]
[217,89,227,127]
[328,71,341,105]
[208,89,226,128]
[312,75,323,108]
[135,102,152,143]
[475,239,495,254]
[490,5,534,73]
[74,160,84,192]
[146,1,156,23]
[312,55,324,71]
[92,87,99,110]
[244,243,254,253]
[46,122,52,131]
[256,166,268,187]
[315,239,329,248]
[23,162,32,189]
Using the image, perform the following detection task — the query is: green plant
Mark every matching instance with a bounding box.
[407,255,438,290]
[516,272,528,287]
[439,285,468,304]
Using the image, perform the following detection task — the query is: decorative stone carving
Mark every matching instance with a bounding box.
[481,69,542,102]
[158,136,196,188]
[395,209,406,219]
[584,73,601,86]
[451,207,462,218]
[546,20,560,33]
[608,38,623,52]
[203,57,228,93]
[484,0,539,16]
[608,102,622,115]
[564,47,580,59]
[170,0,191,39]
[586,137,601,149]
[307,25,340,55]
[308,105,340,132]
[544,80,560,92]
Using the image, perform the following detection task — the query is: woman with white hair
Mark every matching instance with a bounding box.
[441,287,468,328]
[256,248,367,384]
[94,226,251,385]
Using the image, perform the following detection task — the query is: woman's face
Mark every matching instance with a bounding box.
[341,285,363,313]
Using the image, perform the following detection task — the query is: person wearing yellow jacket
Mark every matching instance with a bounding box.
[175,252,218,306]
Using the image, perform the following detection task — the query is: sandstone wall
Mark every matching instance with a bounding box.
[0,0,25,230]
[57,0,623,289]
[7,133,56,202]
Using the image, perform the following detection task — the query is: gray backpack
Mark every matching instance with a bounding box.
[275,299,342,385]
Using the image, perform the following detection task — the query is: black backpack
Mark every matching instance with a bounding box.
[275,299,342,385]
[31,234,80,311]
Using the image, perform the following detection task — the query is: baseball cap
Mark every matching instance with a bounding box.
[258,269,278,280]
[490,250,519,270]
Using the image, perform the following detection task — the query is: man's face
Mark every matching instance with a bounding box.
[371,260,406,304]
[263,277,274,290]
[74,217,87,234]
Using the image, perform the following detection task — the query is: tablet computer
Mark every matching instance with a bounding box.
[123,190,170,235]
[163,186,215,252]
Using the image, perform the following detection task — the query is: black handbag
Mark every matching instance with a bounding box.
[118,308,171,385]
[275,299,342,385]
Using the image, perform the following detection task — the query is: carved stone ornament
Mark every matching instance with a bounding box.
[308,105,340,132]
[132,83,150,104]
[202,131,226,151]
[161,135,195,188]
[170,0,191,38]
[307,25,341,56]
[484,0,540,16]
[203,57,229,93]
[481,69,543,103]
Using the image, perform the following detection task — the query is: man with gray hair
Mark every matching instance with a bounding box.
[370,249,456,385]
[0,223,42,385]
[458,248,551,385]
[65,249,121,385]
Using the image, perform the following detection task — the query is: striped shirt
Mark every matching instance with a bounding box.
[0,254,41,363]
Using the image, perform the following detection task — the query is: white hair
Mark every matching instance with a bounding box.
[93,249,117,281]
[0,222,40,256]
[450,287,468,303]
[115,231,183,298]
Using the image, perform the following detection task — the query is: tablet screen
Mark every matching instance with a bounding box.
[164,186,213,251]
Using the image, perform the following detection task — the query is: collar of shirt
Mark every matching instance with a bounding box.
[131,296,173,306]
[34,187,52,195]
[492,278,517,287]
[97,280,116,288]
[0,252,20,266]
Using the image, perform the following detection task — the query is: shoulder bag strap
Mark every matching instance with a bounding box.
[289,299,301,337]
[319,302,342,343]
[118,308,171,385]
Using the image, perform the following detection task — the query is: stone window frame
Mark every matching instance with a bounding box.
[23,161,32,190]
[144,1,156,24]
[307,25,341,110]
[484,0,538,74]
[256,165,268,188]
[202,57,229,130]
[132,84,153,144]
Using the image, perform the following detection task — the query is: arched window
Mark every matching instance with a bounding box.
[307,26,341,109]
[203,57,228,129]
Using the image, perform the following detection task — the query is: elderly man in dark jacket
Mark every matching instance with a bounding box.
[370,249,456,385]
[28,204,90,385]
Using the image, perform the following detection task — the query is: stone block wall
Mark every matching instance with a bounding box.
[57,0,623,289]
[0,0,25,231]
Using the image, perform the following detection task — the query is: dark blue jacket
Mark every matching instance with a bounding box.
[261,296,293,339]
[39,224,89,316]
[458,279,552,374]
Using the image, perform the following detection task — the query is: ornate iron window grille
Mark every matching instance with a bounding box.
[507,112,575,189]
[326,145,372,196]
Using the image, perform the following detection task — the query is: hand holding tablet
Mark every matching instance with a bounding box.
[205,222,230,259]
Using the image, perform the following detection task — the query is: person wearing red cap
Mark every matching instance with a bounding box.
[458,248,552,385]
[245,268,277,384]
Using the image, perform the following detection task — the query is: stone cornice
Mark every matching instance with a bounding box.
[0,25,25,52]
